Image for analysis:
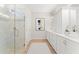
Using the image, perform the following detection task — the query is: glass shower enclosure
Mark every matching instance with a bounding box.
[0,4,25,54]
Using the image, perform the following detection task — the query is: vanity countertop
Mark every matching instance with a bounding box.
[46,29,79,44]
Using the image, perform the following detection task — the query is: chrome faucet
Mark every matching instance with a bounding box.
[72,25,76,32]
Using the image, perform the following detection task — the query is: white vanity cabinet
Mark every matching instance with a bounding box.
[55,36,79,54]
[47,31,57,52]
[49,33,57,51]
[47,31,79,54]
[65,39,79,54]
[47,31,66,54]
[56,36,66,54]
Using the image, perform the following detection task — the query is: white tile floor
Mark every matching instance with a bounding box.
[27,42,54,54]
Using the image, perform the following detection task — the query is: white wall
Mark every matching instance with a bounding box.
[46,9,62,34]
[70,9,76,25]
[76,8,79,25]
[24,6,32,43]
[62,8,70,34]
[62,8,77,35]
[52,10,62,34]
[15,5,32,45]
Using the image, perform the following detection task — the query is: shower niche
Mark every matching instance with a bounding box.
[35,18,45,31]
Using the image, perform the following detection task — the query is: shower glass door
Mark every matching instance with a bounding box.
[0,4,25,54]
[0,4,15,53]
[14,5,25,53]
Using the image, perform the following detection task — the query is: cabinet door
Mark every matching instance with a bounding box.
[47,32,57,51]
[66,39,79,54]
[56,36,66,54]
[49,33,57,51]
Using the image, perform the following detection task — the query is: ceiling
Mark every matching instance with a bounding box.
[0,4,70,14]
[0,4,73,18]
[27,4,57,13]
[26,4,69,13]
[71,4,79,7]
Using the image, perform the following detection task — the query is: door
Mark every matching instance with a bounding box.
[14,6,25,53]
[0,4,25,54]
[56,36,66,54]
[0,4,14,53]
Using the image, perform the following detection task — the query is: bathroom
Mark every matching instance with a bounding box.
[0,4,79,54]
